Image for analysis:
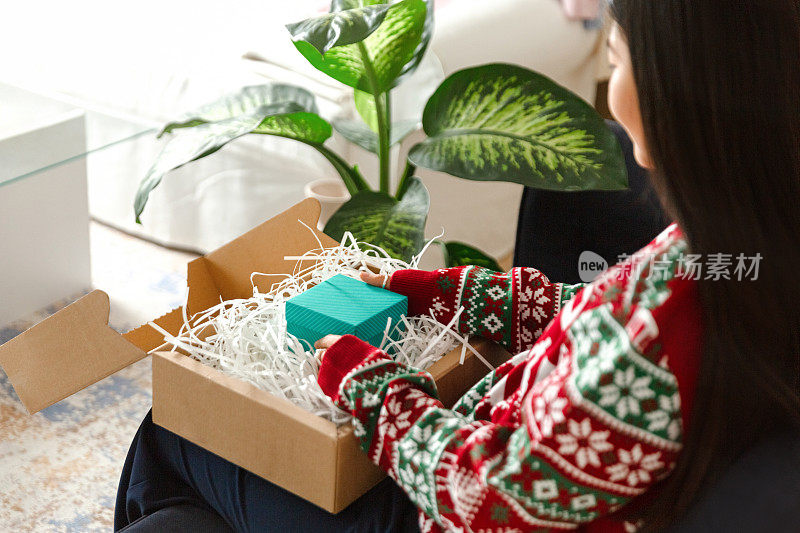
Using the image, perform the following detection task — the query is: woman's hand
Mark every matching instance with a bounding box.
[314,334,342,365]
[314,334,387,400]
[314,335,342,351]
[360,271,391,291]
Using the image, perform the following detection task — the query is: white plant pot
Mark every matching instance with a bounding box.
[303,179,351,231]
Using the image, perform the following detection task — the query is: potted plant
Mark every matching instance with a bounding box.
[134,0,626,267]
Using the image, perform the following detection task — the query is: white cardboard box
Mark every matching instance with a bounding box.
[0,84,91,325]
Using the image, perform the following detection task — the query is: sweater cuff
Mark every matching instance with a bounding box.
[318,335,380,400]
[390,269,441,316]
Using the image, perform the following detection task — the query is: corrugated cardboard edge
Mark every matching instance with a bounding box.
[333,425,385,512]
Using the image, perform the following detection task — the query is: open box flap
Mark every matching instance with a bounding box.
[0,290,145,414]
[0,198,334,414]
[200,199,338,302]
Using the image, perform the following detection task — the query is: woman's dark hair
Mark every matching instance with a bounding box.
[608,0,800,529]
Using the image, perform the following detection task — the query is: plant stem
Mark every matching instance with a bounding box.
[396,161,416,199]
[382,91,391,193]
[358,42,390,194]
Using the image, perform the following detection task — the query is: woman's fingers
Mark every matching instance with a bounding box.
[314,334,342,350]
[315,334,344,364]
[360,271,390,290]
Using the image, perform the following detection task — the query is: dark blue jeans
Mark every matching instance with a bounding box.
[114,410,420,533]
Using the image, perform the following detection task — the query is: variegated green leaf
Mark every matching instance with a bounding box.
[331,0,385,11]
[330,0,434,85]
[158,84,318,137]
[289,0,427,93]
[136,106,332,222]
[408,63,627,191]
[252,111,333,142]
[333,118,418,153]
[324,176,429,261]
[395,0,434,84]
[442,241,502,271]
[285,4,391,56]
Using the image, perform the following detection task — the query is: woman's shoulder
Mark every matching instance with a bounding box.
[555,222,699,362]
[542,221,698,365]
[553,222,702,428]
[587,222,692,310]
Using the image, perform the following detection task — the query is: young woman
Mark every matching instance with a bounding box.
[313,1,800,531]
[115,1,800,531]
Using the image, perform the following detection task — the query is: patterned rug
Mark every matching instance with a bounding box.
[0,222,197,532]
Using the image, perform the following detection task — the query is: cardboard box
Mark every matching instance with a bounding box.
[0,199,509,513]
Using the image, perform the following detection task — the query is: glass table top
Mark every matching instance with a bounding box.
[0,83,158,189]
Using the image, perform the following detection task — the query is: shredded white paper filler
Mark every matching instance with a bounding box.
[149,224,493,424]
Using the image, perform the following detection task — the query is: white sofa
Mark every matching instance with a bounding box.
[0,0,607,261]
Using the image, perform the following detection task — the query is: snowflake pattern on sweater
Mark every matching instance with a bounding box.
[390,265,584,355]
[319,223,702,532]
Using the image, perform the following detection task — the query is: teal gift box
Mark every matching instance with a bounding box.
[285,274,407,349]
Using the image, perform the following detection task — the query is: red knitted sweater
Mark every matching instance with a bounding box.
[318,223,702,532]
